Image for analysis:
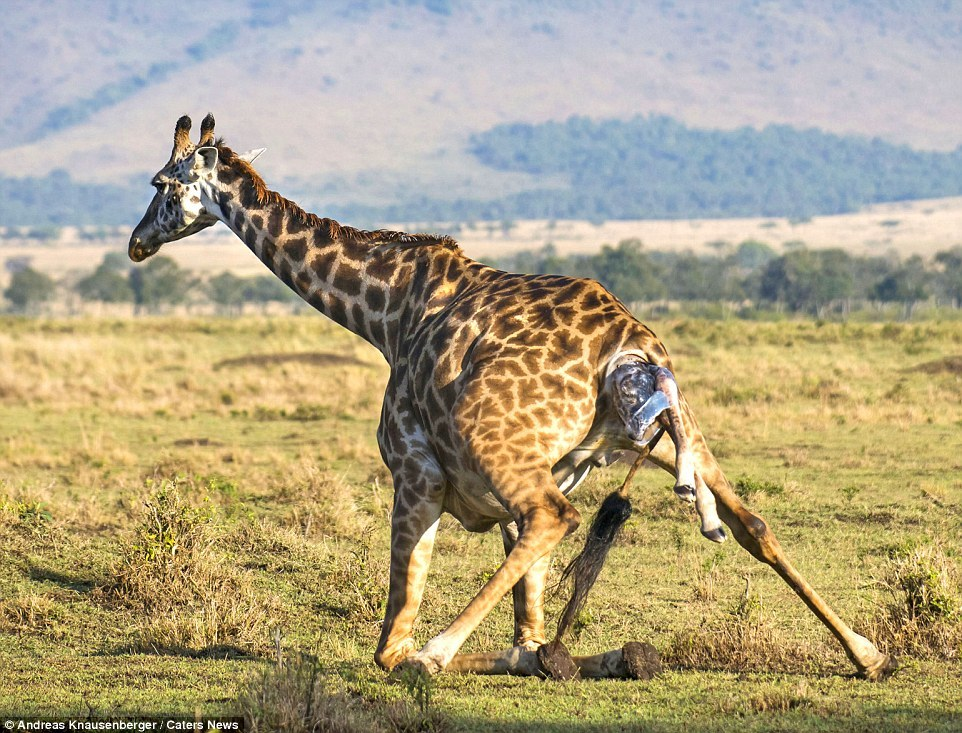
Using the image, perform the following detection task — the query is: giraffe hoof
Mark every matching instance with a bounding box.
[622,641,662,680]
[537,640,580,681]
[392,655,441,680]
[701,526,727,543]
[857,653,898,681]
[674,484,696,503]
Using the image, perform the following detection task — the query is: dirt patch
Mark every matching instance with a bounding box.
[912,355,962,375]
[213,352,372,370]
[172,437,225,447]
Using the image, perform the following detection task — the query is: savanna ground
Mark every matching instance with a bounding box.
[0,315,960,732]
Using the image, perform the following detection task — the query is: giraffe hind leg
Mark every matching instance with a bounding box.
[501,521,551,650]
[647,415,894,679]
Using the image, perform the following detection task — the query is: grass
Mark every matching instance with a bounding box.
[0,315,960,731]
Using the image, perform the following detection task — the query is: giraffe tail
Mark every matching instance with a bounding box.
[554,488,633,643]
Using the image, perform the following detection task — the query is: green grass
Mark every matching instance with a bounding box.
[1,316,960,731]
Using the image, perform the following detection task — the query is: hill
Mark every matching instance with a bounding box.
[0,0,960,224]
[5,116,962,226]
[382,116,962,221]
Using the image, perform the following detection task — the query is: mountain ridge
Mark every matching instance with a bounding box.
[1,0,960,219]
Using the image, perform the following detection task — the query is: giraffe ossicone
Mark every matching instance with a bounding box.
[128,114,895,682]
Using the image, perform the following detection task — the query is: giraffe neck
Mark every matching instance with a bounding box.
[204,149,487,363]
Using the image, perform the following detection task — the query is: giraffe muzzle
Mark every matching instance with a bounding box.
[128,237,159,262]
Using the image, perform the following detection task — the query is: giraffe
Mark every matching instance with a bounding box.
[129,114,895,681]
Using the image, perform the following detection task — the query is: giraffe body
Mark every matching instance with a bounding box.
[129,115,894,681]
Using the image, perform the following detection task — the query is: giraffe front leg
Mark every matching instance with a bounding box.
[500,521,551,650]
[399,470,580,677]
[374,480,444,672]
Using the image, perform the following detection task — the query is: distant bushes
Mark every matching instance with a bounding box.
[493,239,962,318]
[4,240,962,318]
[2,253,300,314]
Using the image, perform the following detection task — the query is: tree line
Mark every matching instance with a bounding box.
[4,242,962,319]
[2,253,297,315]
[492,240,962,318]
[453,116,962,222]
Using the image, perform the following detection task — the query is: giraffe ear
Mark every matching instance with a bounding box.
[237,148,266,163]
[192,146,219,178]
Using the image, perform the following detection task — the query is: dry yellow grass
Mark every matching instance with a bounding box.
[0,316,960,730]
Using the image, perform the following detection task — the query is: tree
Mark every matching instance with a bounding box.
[207,272,246,314]
[934,247,962,306]
[731,239,777,271]
[4,267,55,312]
[246,275,297,309]
[128,256,194,313]
[760,249,853,316]
[871,255,930,308]
[75,255,134,303]
[584,239,666,303]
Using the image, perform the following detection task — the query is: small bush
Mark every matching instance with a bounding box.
[276,461,371,540]
[733,476,785,500]
[0,497,54,537]
[241,653,449,733]
[99,480,275,656]
[865,544,962,659]
[106,481,214,607]
[323,545,386,623]
[0,594,62,634]
[664,580,827,673]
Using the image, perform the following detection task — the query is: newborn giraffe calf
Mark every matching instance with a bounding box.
[128,114,894,681]
[606,352,724,542]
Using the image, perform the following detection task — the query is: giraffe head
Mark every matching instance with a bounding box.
[129,113,271,262]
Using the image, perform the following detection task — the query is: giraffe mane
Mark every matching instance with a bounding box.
[214,140,461,252]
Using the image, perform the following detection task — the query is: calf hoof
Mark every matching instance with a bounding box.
[537,640,580,681]
[701,526,727,543]
[674,484,696,503]
[622,641,662,680]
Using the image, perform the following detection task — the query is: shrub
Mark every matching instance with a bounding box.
[241,652,449,733]
[733,475,785,500]
[0,594,62,634]
[98,480,275,656]
[865,544,962,659]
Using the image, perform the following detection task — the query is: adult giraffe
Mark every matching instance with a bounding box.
[129,114,894,681]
